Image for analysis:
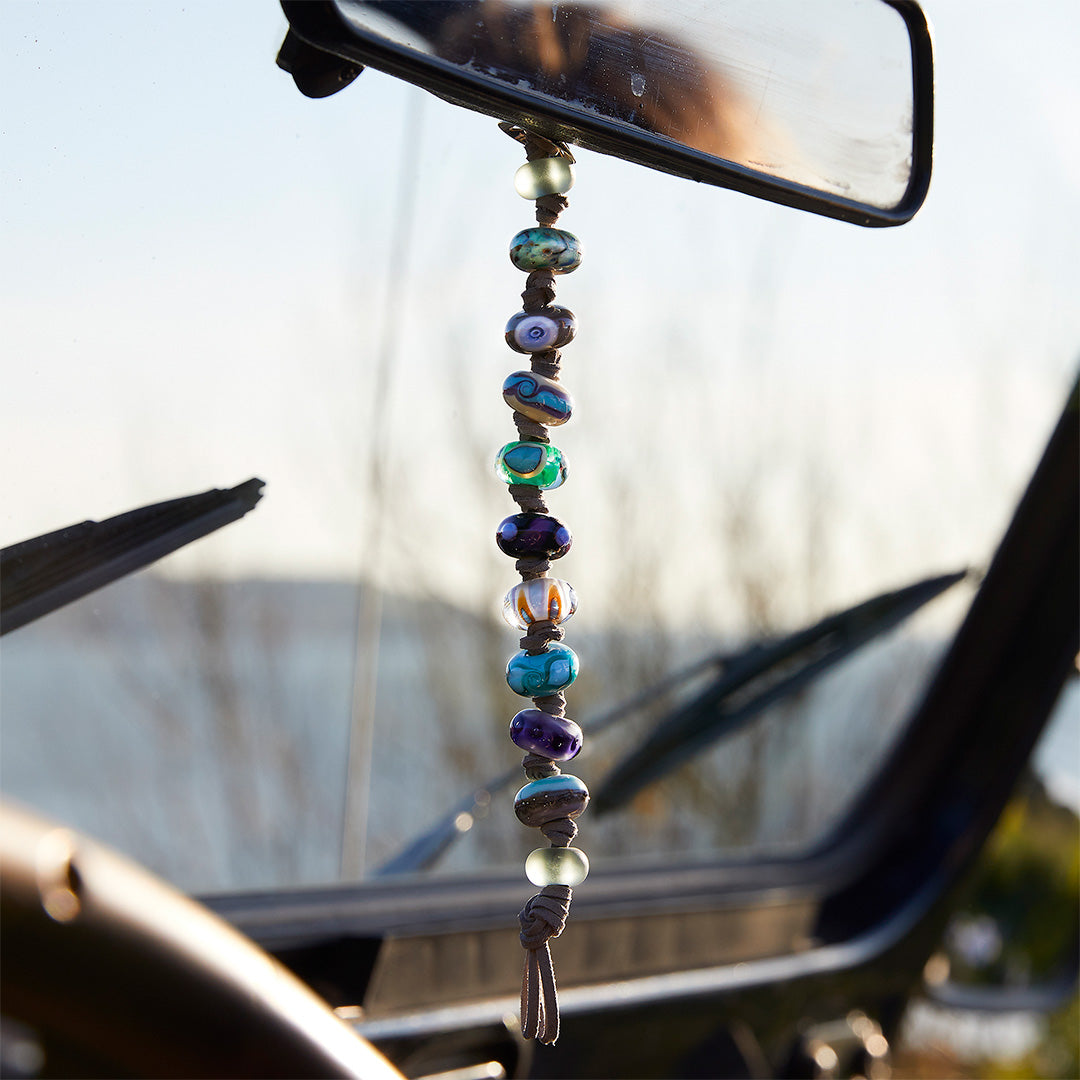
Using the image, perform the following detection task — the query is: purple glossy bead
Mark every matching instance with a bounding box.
[510,709,583,761]
[496,513,572,559]
[505,307,576,354]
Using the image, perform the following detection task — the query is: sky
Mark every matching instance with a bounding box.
[2,0,1079,636]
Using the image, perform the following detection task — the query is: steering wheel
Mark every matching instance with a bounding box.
[0,802,405,1079]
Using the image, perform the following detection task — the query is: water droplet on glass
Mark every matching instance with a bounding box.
[630,73,646,97]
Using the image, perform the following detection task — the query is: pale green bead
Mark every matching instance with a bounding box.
[525,846,590,887]
[515,157,576,199]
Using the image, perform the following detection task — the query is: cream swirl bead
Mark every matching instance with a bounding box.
[502,578,578,630]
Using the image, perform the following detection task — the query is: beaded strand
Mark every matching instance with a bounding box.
[496,124,588,1046]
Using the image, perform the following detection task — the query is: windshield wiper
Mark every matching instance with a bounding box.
[591,569,967,813]
[0,479,264,635]
[376,568,966,874]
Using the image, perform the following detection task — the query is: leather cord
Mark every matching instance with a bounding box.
[501,121,582,1046]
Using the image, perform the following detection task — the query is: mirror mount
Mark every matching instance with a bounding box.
[276,26,365,99]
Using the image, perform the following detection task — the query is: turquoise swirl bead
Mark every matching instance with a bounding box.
[510,228,583,274]
[502,371,572,426]
[506,643,579,697]
[525,846,590,887]
[496,441,567,489]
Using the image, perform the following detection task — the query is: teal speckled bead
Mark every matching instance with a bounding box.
[510,228,582,274]
[525,846,590,887]
[506,643,579,697]
[515,775,589,826]
[515,157,575,199]
[495,441,567,489]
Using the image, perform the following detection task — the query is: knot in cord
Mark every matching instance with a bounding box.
[518,884,572,949]
[522,752,561,780]
[519,884,572,1043]
[520,620,564,653]
[540,817,578,846]
[531,691,566,716]
[509,484,549,515]
[513,413,550,442]
[516,555,551,580]
[522,270,558,311]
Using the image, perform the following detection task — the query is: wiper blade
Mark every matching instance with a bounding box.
[375,569,965,874]
[591,569,967,814]
[0,479,264,635]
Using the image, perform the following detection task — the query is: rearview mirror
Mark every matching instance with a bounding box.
[280,0,933,227]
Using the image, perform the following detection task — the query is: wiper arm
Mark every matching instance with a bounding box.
[0,479,264,635]
[374,650,737,877]
[376,764,519,877]
[591,569,967,814]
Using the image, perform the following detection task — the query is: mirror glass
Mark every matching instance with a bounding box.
[331,0,919,211]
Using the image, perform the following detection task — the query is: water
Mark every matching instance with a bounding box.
[2,575,1076,894]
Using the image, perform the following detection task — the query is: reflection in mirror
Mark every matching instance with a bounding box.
[334,0,918,210]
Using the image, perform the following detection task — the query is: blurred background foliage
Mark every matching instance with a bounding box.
[894,770,1080,1079]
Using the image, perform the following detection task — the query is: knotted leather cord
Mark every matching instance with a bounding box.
[519,884,572,1043]
[500,122,582,1045]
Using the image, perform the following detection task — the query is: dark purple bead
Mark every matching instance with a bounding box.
[509,709,583,761]
[496,513,572,559]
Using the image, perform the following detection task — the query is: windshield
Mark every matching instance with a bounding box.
[2,0,1077,895]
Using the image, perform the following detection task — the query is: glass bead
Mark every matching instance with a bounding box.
[502,371,573,426]
[502,578,578,629]
[525,846,590,887]
[515,775,589,827]
[510,709,583,761]
[506,643,579,697]
[495,441,567,490]
[505,307,576,354]
[496,513,572,560]
[514,157,576,200]
[510,228,583,274]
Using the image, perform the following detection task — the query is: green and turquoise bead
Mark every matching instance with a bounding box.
[506,642,579,697]
[510,228,583,274]
[496,440,567,489]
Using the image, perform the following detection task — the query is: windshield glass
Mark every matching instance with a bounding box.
[2,1,1077,895]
